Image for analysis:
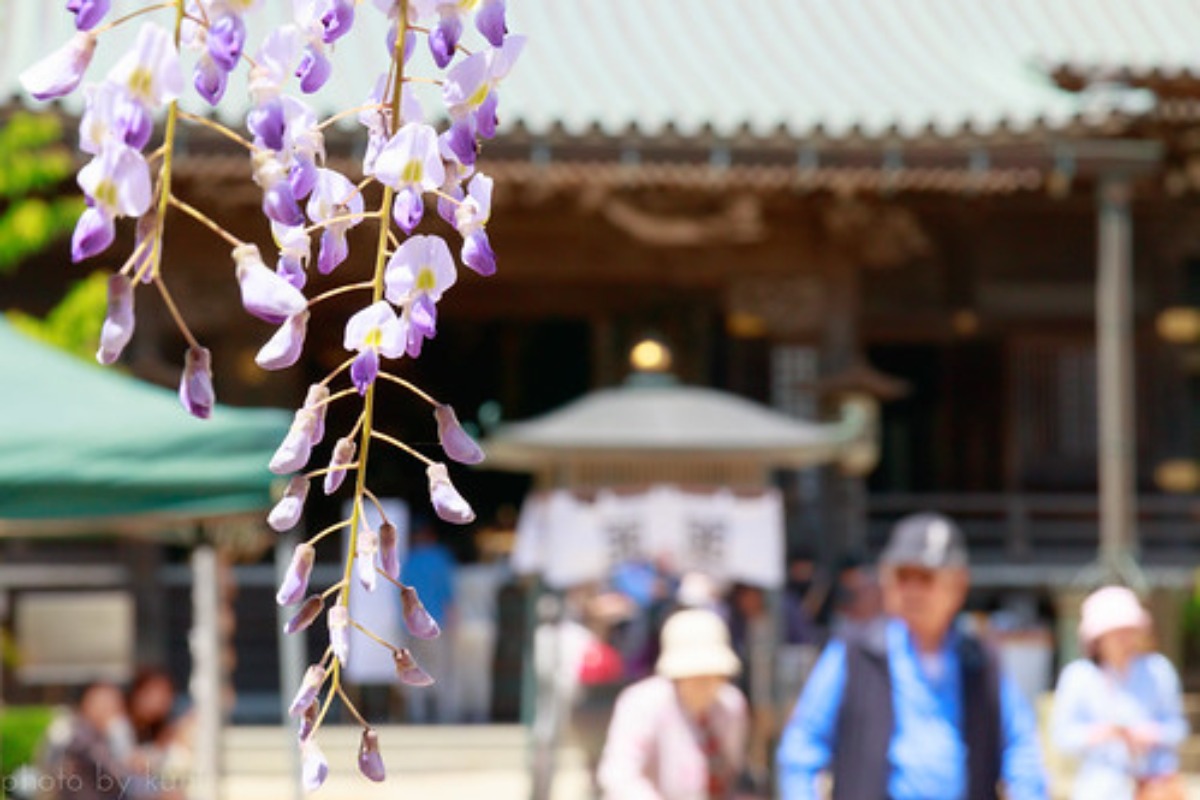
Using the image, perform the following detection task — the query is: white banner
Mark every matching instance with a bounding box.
[513,485,784,589]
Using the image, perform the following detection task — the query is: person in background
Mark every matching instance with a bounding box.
[597,607,749,800]
[399,519,457,723]
[37,682,180,800]
[1051,585,1189,800]
[450,528,512,722]
[727,583,775,794]
[776,511,1048,800]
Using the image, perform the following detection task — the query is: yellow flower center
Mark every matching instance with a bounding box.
[127,67,154,103]
[401,160,423,186]
[415,267,437,293]
[468,84,490,109]
[364,328,382,349]
[94,180,118,210]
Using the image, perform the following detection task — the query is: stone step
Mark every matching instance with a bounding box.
[221,725,584,776]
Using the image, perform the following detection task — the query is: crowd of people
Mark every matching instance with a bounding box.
[584,512,1191,800]
[27,511,1191,800]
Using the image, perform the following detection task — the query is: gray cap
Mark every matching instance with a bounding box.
[880,512,968,569]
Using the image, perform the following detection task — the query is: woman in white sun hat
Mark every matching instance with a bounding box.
[597,607,749,800]
[1050,585,1189,800]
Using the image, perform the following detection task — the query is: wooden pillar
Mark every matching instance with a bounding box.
[1095,176,1140,582]
[822,256,868,555]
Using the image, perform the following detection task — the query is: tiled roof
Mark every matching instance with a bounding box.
[2,1,1198,144]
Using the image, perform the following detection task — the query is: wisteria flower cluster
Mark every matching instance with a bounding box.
[23,0,521,788]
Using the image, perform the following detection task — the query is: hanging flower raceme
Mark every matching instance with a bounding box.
[26,1,521,789]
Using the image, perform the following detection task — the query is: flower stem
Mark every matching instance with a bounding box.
[371,430,435,466]
[94,1,175,35]
[169,195,243,247]
[318,103,388,132]
[377,371,440,406]
[152,276,200,350]
[335,682,371,728]
[308,519,352,547]
[304,211,381,236]
[177,110,256,151]
[307,281,375,308]
[350,619,399,654]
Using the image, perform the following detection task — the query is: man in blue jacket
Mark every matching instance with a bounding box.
[776,512,1049,800]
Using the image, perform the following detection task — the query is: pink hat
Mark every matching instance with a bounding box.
[1078,585,1149,647]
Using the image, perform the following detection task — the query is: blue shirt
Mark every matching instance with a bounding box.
[1051,654,1188,782]
[400,543,456,625]
[776,618,1048,800]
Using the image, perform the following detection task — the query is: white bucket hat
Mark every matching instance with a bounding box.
[655,608,741,679]
[1078,585,1149,648]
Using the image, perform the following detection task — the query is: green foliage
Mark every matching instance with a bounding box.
[7,271,110,360]
[0,112,81,274]
[0,705,56,792]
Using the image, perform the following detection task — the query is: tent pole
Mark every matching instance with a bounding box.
[189,540,222,800]
[275,530,305,800]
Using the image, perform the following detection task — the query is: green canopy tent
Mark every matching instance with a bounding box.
[0,316,290,529]
[0,316,292,800]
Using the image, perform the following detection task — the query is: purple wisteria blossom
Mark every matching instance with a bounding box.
[268,475,310,532]
[256,311,310,371]
[476,0,507,47]
[19,31,96,101]
[454,173,496,276]
[373,123,444,233]
[235,243,309,323]
[392,648,434,687]
[323,437,356,495]
[358,729,386,782]
[434,404,485,464]
[306,168,364,275]
[109,23,184,111]
[73,145,152,262]
[379,521,400,580]
[301,738,329,791]
[343,301,408,394]
[289,664,326,718]
[97,274,135,365]
[328,604,350,665]
[302,383,330,443]
[285,595,324,635]
[67,0,111,31]
[270,408,320,474]
[179,346,215,419]
[384,234,457,355]
[426,462,475,525]
[278,543,317,606]
[355,525,379,591]
[400,584,440,639]
[80,83,153,153]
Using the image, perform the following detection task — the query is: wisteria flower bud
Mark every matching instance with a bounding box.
[429,10,463,69]
[67,0,111,32]
[355,526,379,592]
[426,463,475,524]
[379,522,400,581]
[179,346,214,419]
[401,584,440,640]
[72,207,115,264]
[303,384,330,444]
[235,243,308,324]
[358,728,386,783]
[434,404,485,464]
[256,311,309,371]
[20,31,96,101]
[193,54,228,106]
[462,229,497,277]
[393,648,434,687]
[268,475,310,532]
[270,408,319,475]
[301,737,329,791]
[476,0,507,47]
[323,437,356,495]
[96,274,135,365]
[288,664,325,718]
[298,700,319,741]
[328,604,350,666]
[207,13,246,72]
[277,543,316,606]
[297,44,333,93]
[285,595,325,635]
